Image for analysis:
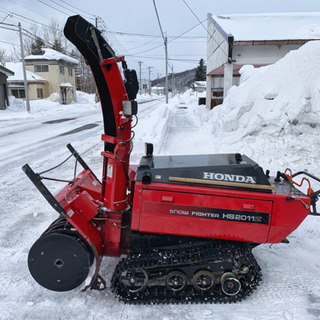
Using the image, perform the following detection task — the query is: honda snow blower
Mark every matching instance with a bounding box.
[22,15,320,304]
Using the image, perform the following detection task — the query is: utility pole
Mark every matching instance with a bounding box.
[18,22,30,112]
[94,17,99,102]
[153,0,168,104]
[164,37,168,103]
[157,73,160,95]
[138,61,142,95]
[170,65,174,97]
[148,66,153,95]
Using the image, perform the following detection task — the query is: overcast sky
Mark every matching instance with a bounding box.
[1,0,320,79]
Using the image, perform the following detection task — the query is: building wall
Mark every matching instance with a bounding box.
[8,82,46,101]
[206,19,230,74]
[232,44,301,65]
[0,73,8,109]
[28,83,47,100]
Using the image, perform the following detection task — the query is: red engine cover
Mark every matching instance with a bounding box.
[131,180,310,244]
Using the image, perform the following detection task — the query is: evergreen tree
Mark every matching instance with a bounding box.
[51,39,64,53]
[194,58,206,81]
[31,37,45,54]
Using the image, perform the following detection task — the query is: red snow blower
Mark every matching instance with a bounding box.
[22,15,320,304]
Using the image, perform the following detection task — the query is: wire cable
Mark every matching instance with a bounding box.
[59,0,96,18]
[37,0,69,16]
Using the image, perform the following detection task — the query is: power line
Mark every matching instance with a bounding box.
[126,37,159,51]
[49,0,93,20]
[130,43,163,55]
[0,39,19,46]
[7,0,44,19]
[182,0,208,34]
[49,0,75,15]
[105,29,206,39]
[126,54,204,63]
[59,0,96,18]
[37,0,69,16]
[182,0,228,60]
[97,17,156,73]
[0,25,18,32]
[0,21,17,28]
[168,19,206,43]
[0,6,59,32]
[127,19,205,56]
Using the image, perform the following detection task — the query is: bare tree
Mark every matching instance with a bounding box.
[42,19,67,53]
[0,48,8,66]
[71,49,96,93]
[9,23,42,61]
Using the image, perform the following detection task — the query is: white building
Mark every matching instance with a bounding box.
[206,12,320,108]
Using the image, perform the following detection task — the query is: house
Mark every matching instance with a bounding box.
[0,65,14,110]
[151,85,165,95]
[6,62,46,101]
[24,48,79,104]
[191,81,206,93]
[206,12,320,108]
[139,79,151,94]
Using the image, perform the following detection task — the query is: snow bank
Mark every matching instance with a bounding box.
[76,91,96,104]
[201,40,320,174]
[2,91,98,120]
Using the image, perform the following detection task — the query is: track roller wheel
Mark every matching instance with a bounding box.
[165,271,187,292]
[192,270,216,292]
[28,232,92,292]
[120,268,149,293]
[220,272,241,296]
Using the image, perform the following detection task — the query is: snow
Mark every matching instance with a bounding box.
[197,40,320,176]
[210,12,320,41]
[6,62,46,81]
[25,48,79,65]
[0,41,320,319]
[60,82,73,87]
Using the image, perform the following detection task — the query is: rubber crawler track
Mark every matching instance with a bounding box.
[111,241,262,304]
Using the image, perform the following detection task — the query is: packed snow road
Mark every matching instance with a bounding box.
[0,91,319,320]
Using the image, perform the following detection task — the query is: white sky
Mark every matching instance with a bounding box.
[1,0,320,79]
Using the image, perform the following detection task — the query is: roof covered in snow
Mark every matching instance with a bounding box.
[6,62,46,82]
[191,81,206,88]
[60,82,73,87]
[0,65,14,76]
[208,12,320,41]
[25,48,79,65]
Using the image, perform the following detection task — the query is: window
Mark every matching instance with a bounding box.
[212,77,223,89]
[68,67,73,77]
[69,87,74,98]
[37,88,44,99]
[34,65,49,72]
[60,65,65,75]
[11,89,25,99]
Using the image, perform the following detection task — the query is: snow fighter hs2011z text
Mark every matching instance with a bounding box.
[23,15,320,304]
